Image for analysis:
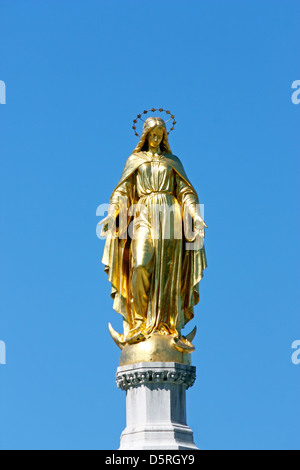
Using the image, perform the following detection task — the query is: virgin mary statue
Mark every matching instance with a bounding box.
[99,114,207,355]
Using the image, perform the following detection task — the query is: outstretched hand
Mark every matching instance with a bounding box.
[194,215,207,239]
[98,214,116,237]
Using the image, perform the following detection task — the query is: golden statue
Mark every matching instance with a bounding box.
[99,109,207,366]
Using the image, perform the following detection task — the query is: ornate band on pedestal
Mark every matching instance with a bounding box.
[116,363,196,391]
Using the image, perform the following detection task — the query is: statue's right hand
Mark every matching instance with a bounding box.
[98,214,116,237]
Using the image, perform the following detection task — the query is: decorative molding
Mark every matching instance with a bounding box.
[116,363,196,391]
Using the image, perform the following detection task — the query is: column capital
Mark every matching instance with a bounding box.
[116,362,196,391]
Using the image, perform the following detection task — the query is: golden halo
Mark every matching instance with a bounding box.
[132,108,177,137]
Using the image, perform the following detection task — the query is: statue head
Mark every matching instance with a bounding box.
[133,117,172,154]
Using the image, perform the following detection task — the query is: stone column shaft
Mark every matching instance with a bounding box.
[116,362,198,450]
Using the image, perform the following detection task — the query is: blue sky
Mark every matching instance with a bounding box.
[0,0,299,450]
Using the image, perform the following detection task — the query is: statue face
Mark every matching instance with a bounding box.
[147,126,164,149]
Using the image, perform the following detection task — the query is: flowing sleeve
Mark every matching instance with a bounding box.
[174,171,207,325]
[108,178,131,218]
[102,173,136,320]
[175,172,202,223]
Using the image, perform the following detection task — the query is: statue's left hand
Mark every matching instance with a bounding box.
[194,215,207,239]
[98,214,116,237]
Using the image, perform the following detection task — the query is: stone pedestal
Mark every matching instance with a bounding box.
[116,362,198,450]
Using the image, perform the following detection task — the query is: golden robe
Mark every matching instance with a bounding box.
[102,151,207,339]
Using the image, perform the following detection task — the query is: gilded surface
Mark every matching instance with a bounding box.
[99,117,207,362]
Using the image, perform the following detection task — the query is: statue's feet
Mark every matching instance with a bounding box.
[108,323,147,348]
[109,322,197,353]
[157,323,179,337]
[125,326,146,344]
